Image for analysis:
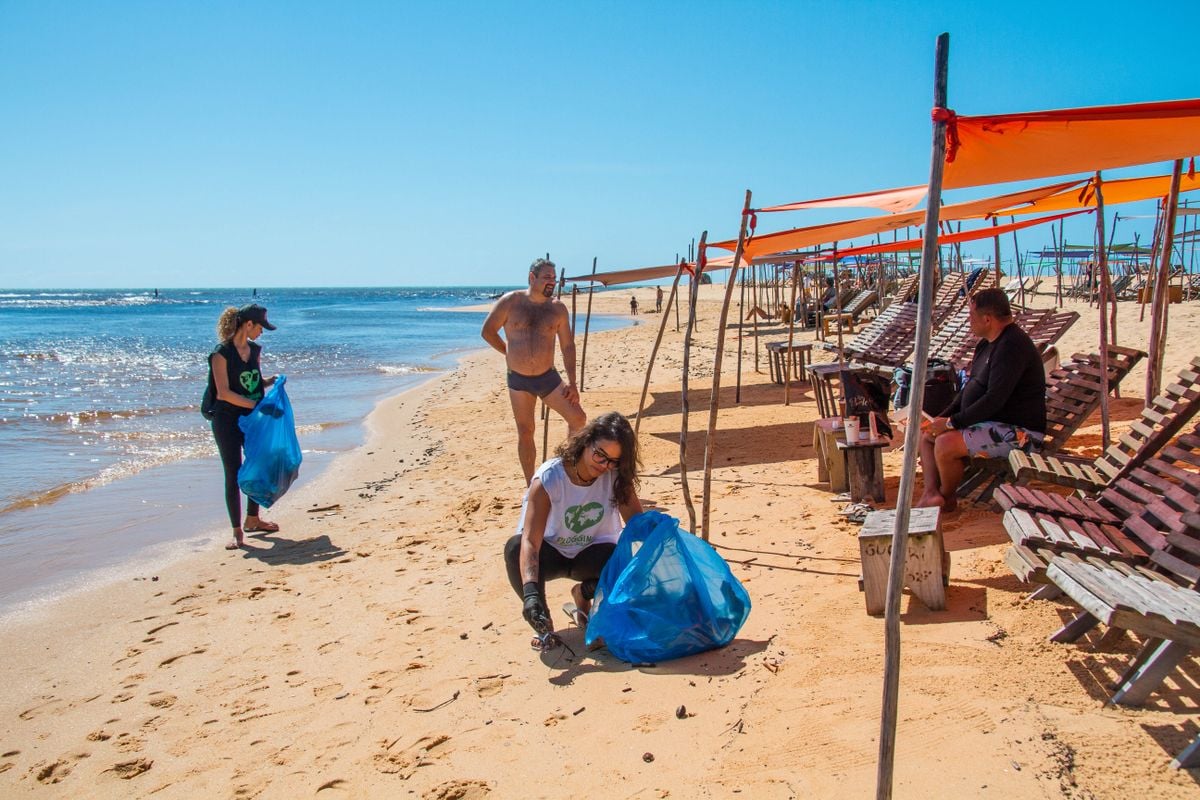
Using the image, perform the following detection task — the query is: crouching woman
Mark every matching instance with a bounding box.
[504,411,643,643]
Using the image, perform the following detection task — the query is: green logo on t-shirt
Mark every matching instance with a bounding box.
[239,369,261,396]
[564,502,603,533]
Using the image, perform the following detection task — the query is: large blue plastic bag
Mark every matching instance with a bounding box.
[237,375,302,508]
[586,510,751,663]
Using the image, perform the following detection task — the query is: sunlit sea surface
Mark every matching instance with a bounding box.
[0,287,623,617]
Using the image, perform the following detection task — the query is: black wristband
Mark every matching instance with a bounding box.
[522,581,541,601]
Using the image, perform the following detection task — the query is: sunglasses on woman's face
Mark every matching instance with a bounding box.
[590,444,619,468]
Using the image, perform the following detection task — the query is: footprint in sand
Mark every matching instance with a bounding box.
[147,692,176,709]
[474,676,506,698]
[18,698,63,721]
[104,757,153,780]
[159,647,206,668]
[313,682,343,699]
[31,752,89,784]
[543,713,568,727]
[86,730,112,742]
[374,734,450,779]
[422,779,491,799]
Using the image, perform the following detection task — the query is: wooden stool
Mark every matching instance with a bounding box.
[812,417,848,492]
[821,311,855,338]
[836,431,888,503]
[766,341,812,385]
[858,507,946,616]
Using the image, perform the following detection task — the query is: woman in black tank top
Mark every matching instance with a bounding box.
[209,304,279,550]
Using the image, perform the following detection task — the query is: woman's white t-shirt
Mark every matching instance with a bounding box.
[516,458,623,558]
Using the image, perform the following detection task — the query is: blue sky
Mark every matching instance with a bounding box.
[0,1,1195,288]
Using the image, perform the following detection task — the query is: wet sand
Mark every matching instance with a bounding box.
[1,283,1198,798]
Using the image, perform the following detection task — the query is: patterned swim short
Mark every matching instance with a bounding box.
[960,422,1044,459]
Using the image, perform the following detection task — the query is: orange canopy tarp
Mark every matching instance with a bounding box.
[992,171,1200,216]
[712,180,1083,260]
[833,210,1092,258]
[942,99,1200,190]
[565,255,736,286]
[760,185,927,214]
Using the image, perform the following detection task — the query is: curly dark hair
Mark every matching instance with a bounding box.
[555,411,641,506]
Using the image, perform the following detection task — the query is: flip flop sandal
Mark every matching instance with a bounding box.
[562,602,589,629]
[244,521,280,533]
[837,502,874,524]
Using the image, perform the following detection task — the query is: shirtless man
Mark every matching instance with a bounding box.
[482,258,587,484]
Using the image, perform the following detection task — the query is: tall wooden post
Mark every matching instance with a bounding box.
[1095,174,1112,449]
[736,259,747,403]
[701,193,752,542]
[634,262,686,437]
[784,259,802,406]
[877,32,949,800]
[1147,159,1184,402]
[579,257,597,392]
[992,217,1002,284]
[679,237,705,534]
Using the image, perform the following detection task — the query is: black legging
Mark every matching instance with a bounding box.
[211,411,259,528]
[504,534,615,601]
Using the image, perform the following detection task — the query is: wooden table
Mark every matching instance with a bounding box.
[765,341,811,385]
[813,417,889,500]
[822,311,855,338]
[858,507,946,615]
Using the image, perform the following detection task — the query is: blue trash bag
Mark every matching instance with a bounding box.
[237,375,302,508]
[585,510,751,663]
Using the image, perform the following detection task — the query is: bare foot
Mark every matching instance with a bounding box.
[915,491,945,509]
[225,533,244,550]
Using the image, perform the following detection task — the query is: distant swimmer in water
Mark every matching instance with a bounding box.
[482,258,586,485]
[207,304,280,549]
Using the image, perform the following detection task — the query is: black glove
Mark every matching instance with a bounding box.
[521,582,552,635]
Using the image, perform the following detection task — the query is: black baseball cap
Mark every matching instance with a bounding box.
[238,304,276,330]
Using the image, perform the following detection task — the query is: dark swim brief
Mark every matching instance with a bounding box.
[507,367,563,399]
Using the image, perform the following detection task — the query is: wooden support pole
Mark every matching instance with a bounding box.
[877,32,949,800]
[1147,159,1184,402]
[784,259,801,406]
[679,235,706,534]
[1095,173,1111,449]
[992,216,1002,285]
[736,259,746,403]
[634,261,686,438]
[579,257,597,392]
[701,193,752,542]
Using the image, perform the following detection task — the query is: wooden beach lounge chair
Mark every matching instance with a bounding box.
[927,306,1080,370]
[880,273,919,310]
[1041,510,1200,708]
[1004,356,1200,493]
[955,345,1144,503]
[1001,424,1200,589]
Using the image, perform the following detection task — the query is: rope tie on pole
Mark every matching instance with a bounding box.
[931,106,960,162]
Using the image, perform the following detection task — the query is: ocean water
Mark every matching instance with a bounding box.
[0,287,622,616]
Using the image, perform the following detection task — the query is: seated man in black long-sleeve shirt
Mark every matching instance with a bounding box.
[917,289,1045,511]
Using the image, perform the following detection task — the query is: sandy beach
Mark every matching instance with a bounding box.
[2,283,1199,799]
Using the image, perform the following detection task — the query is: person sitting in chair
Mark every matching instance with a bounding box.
[917,288,1045,512]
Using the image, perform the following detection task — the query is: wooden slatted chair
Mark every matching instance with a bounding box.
[816,301,916,362]
[923,305,1080,374]
[956,345,1145,503]
[1005,356,1200,492]
[1041,510,1200,708]
[1002,424,1200,588]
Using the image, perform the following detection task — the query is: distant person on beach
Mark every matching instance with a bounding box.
[504,411,643,646]
[916,289,1045,512]
[656,286,663,313]
[208,304,280,549]
[630,295,638,315]
[482,258,587,485]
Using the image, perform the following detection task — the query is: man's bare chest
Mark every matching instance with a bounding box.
[506,301,559,333]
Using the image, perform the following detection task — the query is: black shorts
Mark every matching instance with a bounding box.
[507,367,563,399]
